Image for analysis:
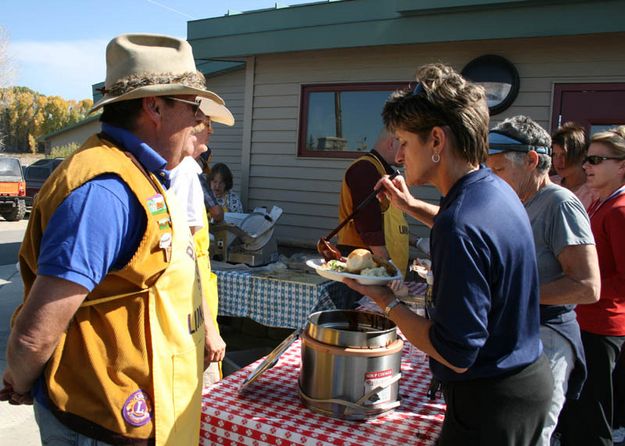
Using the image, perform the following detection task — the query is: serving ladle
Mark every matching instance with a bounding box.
[316,170,399,262]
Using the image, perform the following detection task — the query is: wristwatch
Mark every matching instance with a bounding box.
[384,298,402,317]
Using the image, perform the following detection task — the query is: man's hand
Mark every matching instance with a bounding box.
[204,321,226,369]
[0,370,33,405]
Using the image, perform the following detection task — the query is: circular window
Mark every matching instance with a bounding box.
[461,55,520,115]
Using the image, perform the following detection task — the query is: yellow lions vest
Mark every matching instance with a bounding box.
[338,154,409,276]
[193,211,222,380]
[194,211,219,328]
[18,135,205,445]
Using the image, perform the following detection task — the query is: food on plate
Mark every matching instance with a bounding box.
[325,259,347,272]
[345,248,376,272]
[320,249,396,277]
[360,266,389,277]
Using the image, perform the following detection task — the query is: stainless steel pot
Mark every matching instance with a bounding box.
[299,310,403,420]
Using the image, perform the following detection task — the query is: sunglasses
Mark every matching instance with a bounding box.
[164,96,202,117]
[412,82,425,96]
[583,155,625,165]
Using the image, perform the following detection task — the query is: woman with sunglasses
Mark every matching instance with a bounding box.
[559,126,625,446]
[344,63,552,445]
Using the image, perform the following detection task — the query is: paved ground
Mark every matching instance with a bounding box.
[0,218,41,444]
[0,218,284,443]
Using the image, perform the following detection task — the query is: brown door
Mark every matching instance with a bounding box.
[552,83,625,134]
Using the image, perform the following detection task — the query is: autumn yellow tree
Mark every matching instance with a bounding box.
[0,86,93,153]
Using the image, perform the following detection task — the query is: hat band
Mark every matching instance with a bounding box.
[100,71,206,97]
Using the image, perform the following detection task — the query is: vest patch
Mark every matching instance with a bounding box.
[147,194,167,215]
[157,217,171,230]
[122,390,152,427]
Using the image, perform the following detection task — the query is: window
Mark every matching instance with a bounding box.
[461,55,520,116]
[298,82,407,158]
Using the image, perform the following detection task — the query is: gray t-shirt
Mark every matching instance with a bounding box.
[525,183,595,285]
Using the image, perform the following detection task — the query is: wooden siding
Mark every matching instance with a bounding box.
[205,69,245,195]
[244,32,625,247]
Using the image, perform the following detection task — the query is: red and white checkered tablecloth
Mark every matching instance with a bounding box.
[200,339,445,445]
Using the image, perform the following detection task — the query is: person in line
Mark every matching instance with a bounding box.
[338,129,410,277]
[209,162,244,213]
[197,148,225,223]
[344,63,553,445]
[169,99,235,387]
[486,115,600,446]
[551,122,597,209]
[559,126,625,446]
[0,34,231,445]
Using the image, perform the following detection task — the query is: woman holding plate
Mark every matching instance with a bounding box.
[343,63,552,446]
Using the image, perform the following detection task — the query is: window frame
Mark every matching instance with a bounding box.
[297,82,408,159]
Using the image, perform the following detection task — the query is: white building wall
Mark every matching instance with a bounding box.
[45,119,101,154]
[205,69,246,196]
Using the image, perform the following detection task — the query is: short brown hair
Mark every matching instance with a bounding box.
[551,122,587,166]
[382,63,489,165]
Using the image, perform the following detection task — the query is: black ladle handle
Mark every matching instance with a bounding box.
[325,170,399,240]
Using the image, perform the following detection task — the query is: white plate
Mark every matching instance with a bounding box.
[410,258,432,280]
[306,258,402,286]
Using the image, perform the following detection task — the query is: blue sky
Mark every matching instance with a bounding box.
[1,0,316,101]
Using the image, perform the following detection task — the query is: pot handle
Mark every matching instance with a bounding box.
[355,373,401,406]
[299,373,401,416]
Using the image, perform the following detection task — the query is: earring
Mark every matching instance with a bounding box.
[432,152,440,163]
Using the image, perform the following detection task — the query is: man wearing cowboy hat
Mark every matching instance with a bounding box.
[1,34,233,445]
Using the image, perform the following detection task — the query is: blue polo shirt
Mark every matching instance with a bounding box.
[428,167,542,382]
[38,123,170,291]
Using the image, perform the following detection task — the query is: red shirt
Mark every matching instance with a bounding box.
[576,191,625,336]
[344,151,393,246]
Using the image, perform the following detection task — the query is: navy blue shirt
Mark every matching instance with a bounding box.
[428,167,542,382]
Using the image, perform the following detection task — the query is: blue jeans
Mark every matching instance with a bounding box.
[539,325,575,446]
[34,400,114,446]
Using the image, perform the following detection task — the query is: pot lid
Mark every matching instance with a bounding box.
[238,328,301,394]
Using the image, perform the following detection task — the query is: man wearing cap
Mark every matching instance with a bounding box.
[486,115,600,446]
[0,34,233,445]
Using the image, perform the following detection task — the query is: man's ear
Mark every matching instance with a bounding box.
[143,97,161,124]
[526,150,540,169]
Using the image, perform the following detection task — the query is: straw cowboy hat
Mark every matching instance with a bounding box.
[90,33,234,126]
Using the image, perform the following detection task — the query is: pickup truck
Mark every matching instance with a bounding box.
[0,157,27,221]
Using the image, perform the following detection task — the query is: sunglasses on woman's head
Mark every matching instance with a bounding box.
[412,83,425,96]
[583,155,625,165]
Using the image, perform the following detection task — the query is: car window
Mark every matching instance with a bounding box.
[25,166,51,180]
[28,159,50,168]
[0,158,22,176]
